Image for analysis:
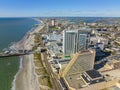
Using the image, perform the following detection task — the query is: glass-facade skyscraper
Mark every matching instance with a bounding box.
[77,30,90,52]
[63,29,90,56]
[63,30,77,55]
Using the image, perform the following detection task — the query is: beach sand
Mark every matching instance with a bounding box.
[12,20,44,90]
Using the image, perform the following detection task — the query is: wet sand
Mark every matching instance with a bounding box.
[12,19,44,90]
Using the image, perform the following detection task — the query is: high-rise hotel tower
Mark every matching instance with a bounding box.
[63,29,90,56]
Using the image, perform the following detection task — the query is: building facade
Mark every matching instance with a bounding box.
[50,19,55,26]
[63,30,77,56]
[63,29,90,56]
[77,30,90,52]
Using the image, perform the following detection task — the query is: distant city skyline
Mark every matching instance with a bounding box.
[0,0,120,17]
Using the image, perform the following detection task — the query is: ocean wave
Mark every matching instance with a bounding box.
[11,19,42,90]
[11,56,23,90]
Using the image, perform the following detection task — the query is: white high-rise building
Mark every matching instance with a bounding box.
[50,19,55,26]
[63,29,90,56]
[47,22,49,32]
[77,30,90,52]
[63,30,78,55]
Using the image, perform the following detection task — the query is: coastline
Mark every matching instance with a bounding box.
[11,57,23,90]
[11,19,44,90]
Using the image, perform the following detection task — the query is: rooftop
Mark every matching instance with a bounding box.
[47,42,63,56]
[61,49,96,89]
[81,70,105,85]
[56,42,63,46]
[86,69,102,79]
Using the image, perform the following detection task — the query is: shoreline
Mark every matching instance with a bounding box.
[11,56,23,90]
[11,18,44,90]
[11,19,43,50]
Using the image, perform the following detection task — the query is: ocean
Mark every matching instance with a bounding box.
[0,18,39,90]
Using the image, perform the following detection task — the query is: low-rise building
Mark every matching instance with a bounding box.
[47,31,62,42]
[61,49,96,90]
[90,36,108,45]
[46,42,63,57]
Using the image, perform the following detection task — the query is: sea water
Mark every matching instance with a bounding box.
[0,18,39,90]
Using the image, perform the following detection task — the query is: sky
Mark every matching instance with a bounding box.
[0,0,120,17]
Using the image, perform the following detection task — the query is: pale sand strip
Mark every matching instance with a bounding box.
[13,19,44,90]
[15,55,39,90]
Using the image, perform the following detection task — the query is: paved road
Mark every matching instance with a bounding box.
[59,78,69,90]
[39,27,60,90]
[43,52,60,90]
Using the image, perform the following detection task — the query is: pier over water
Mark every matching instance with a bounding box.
[0,49,31,58]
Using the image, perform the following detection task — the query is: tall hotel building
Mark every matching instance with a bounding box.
[63,29,90,56]
[63,30,78,56]
[50,19,55,26]
[77,30,90,52]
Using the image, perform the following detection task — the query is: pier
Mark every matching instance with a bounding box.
[0,50,32,58]
[0,47,46,58]
[0,53,27,58]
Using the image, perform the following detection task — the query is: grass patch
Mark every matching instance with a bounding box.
[34,52,53,89]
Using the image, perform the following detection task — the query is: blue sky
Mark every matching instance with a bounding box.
[0,0,120,17]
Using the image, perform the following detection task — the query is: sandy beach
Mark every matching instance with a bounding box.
[12,19,44,90]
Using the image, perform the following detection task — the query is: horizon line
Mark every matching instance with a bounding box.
[0,16,120,18]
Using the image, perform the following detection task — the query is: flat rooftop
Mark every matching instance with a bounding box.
[56,42,63,46]
[86,69,102,79]
[62,49,95,89]
[65,73,86,89]
[63,59,85,89]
